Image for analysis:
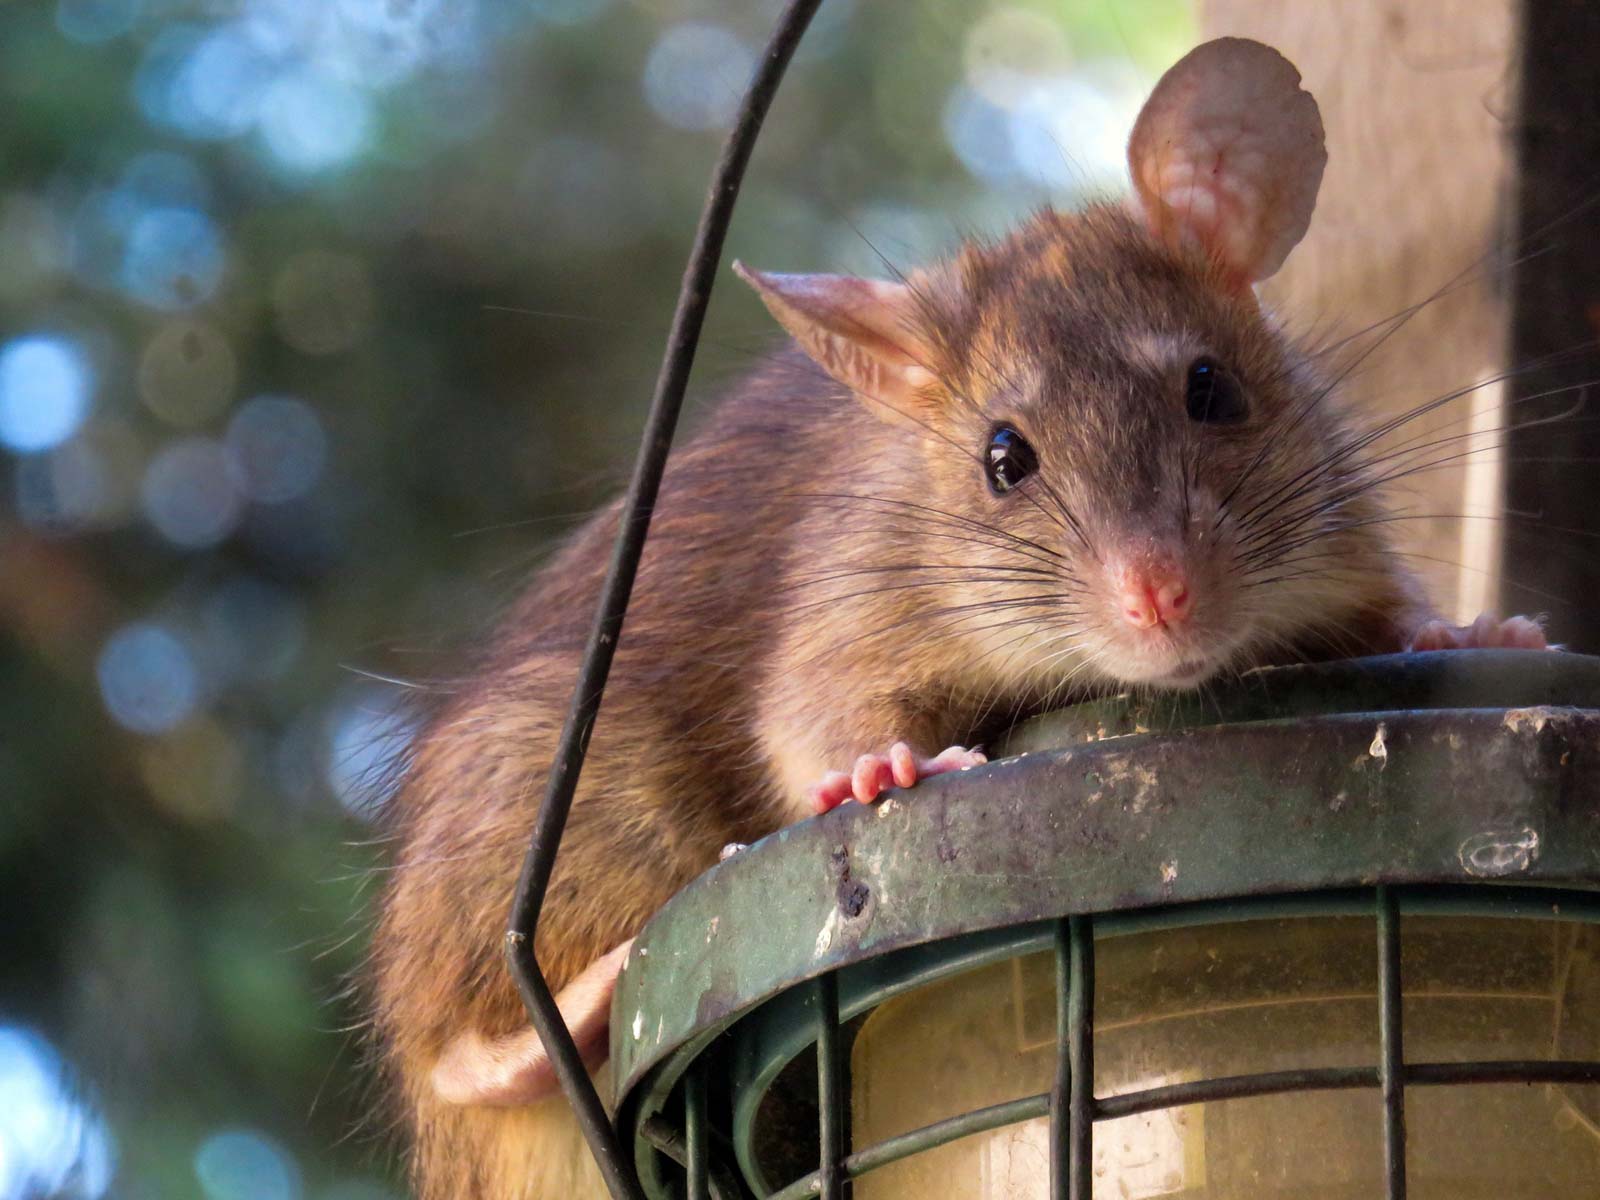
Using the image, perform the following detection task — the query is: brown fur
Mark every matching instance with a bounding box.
[369,204,1432,1198]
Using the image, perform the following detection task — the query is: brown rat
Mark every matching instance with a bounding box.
[368,36,1545,1200]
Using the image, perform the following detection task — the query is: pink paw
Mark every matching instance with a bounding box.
[1408,613,1549,652]
[807,742,987,815]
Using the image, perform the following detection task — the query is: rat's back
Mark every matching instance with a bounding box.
[368,353,874,1198]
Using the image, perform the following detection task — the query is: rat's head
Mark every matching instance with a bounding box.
[741,39,1390,692]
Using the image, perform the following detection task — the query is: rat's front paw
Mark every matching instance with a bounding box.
[1409,613,1548,652]
[807,742,986,815]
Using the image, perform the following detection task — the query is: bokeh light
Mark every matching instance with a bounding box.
[1008,64,1149,192]
[324,688,418,820]
[225,396,328,504]
[963,6,1073,107]
[194,1128,301,1200]
[938,11,1155,198]
[138,319,238,428]
[258,68,374,174]
[15,419,142,534]
[0,1026,114,1200]
[331,0,489,86]
[96,622,200,735]
[0,336,93,455]
[143,23,277,140]
[68,157,225,308]
[140,437,243,548]
[139,716,243,823]
[234,0,316,58]
[119,206,226,310]
[16,440,114,534]
[942,85,1019,186]
[643,22,755,132]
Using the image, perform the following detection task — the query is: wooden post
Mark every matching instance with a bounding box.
[1200,2,1519,628]
[1504,2,1600,653]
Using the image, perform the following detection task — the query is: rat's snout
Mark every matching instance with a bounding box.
[1113,556,1193,630]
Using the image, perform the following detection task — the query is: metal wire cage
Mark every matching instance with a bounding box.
[609,651,1600,1199]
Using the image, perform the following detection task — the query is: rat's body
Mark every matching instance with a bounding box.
[369,40,1544,1200]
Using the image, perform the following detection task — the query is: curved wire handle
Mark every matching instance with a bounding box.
[503,3,823,1195]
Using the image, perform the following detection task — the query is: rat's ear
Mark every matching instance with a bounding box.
[734,262,942,423]
[1127,37,1326,287]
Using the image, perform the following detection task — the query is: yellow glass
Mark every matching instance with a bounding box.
[851,917,1600,1198]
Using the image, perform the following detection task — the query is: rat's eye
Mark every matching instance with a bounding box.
[985,426,1038,494]
[1186,357,1247,424]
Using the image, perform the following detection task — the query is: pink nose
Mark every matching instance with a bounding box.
[1119,568,1192,629]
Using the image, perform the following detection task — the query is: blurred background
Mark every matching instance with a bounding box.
[0,1,1195,1196]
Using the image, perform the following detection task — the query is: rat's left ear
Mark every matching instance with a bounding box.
[1126,37,1326,288]
[734,262,943,424]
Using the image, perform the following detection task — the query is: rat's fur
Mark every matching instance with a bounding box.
[370,202,1436,1199]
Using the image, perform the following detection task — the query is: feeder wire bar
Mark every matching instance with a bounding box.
[638,1119,743,1200]
[685,1061,708,1200]
[1049,920,1071,1199]
[816,973,846,1200]
[500,2,821,1197]
[1377,885,1407,1199]
[1067,915,1095,1200]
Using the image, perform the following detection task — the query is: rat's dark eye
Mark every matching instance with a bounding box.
[985,426,1038,494]
[1186,357,1247,424]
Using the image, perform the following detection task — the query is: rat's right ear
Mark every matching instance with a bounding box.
[734,262,943,424]
[1126,37,1326,288]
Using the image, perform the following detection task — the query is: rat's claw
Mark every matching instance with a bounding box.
[920,744,989,775]
[888,741,917,788]
[811,743,987,814]
[808,771,855,814]
[1410,613,1549,652]
[852,753,897,804]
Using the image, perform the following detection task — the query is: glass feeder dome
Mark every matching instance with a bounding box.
[607,650,1600,1199]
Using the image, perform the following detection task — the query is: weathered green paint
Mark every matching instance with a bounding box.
[609,650,1600,1195]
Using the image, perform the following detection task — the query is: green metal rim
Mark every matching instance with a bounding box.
[612,688,1600,1093]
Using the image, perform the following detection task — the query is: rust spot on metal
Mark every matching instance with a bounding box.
[840,881,870,917]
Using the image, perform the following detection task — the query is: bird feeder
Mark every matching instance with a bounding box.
[609,650,1600,1198]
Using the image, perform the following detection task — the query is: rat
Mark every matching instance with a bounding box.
[368,36,1547,1200]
